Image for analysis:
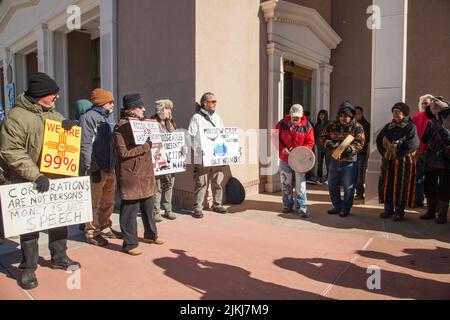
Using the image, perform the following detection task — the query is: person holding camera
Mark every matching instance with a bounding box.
[376,102,419,221]
[420,97,450,224]
[79,88,121,247]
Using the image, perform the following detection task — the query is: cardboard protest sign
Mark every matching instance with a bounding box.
[40,119,82,177]
[129,118,161,145]
[154,132,186,176]
[201,127,243,167]
[0,177,93,238]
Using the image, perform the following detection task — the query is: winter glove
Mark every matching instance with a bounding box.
[34,175,50,193]
[62,119,77,131]
[325,141,337,152]
[145,136,153,148]
[90,170,102,184]
[342,146,353,157]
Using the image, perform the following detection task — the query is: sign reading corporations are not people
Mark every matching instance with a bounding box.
[0,177,93,238]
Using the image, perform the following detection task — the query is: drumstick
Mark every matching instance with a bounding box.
[332,135,355,160]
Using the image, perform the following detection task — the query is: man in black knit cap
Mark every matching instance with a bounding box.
[0,72,80,290]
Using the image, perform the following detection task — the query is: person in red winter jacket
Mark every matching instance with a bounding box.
[275,104,315,218]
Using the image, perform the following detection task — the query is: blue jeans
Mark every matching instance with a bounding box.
[280,160,307,213]
[328,159,357,213]
[384,203,405,216]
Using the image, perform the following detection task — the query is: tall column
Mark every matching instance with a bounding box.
[318,63,333,114]
[366,0,408,202]
[35,24,54,76]
[264,43,284,193]
[100,0,117,112]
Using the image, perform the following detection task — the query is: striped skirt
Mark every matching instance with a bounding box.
[378,154,417,208]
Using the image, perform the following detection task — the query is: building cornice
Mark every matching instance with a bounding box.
[0,0,40,33]
[261,0,341,50]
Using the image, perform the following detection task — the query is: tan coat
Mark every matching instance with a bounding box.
[113,118,157,200]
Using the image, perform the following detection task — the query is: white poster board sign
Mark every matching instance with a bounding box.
[129,118,161,145]
[0,177,93,238]
[201,127,243,167]
[154,132,187,176]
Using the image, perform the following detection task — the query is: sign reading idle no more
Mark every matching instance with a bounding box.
[0,177,93,238]
[40,119,82,177]
[201,127,243,167]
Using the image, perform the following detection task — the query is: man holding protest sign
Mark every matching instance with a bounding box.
[188,92,228,219]
[113,94,164,256]
[151,99,178,221]
[79,88,120,247]
[0,72,80,289]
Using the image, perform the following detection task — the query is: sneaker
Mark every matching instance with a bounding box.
[125,247,143,256]
[163,211,177,220]
[212,205,228,214]
[141,238,165,245]
[192,210,204,219]
[86,234,109,247]
[327,208,340,215]
[154,212,163,223]
[20,271,38,290]
[392,214,404,222]
[379,211,394,219]
[102,228,123,239]
[299,212,308,219]
[50,257,81,271]
[282,207,293,214]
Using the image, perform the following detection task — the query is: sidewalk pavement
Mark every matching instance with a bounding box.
[1,185,449,300]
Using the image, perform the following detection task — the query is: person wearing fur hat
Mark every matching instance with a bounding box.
[151,99,177,221]
[0,72,80,289]
[376,102,420,221]
[421,97,450,224]
[79,88,121,247]
[275,104,315,217]
[320,101,365,217]
[113,94,164,255]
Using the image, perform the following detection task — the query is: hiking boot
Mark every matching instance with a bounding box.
[86,234,109,247]
[141,238,165,245]
[192,210,204,219]
[420,198,437,220]
[50,257,81,271]
[212,205,228,214]
[392,214,404,222]
[379,211,394,219]
[154,212,163,223]
[299,211,308,219]
[163,211,177,220]
[327,208,340,215]
[339,211,350,218]
[125,247,143,256]
[102,228,123,239]
[282,207,293,214]
[20,271,38,290]
[435,201,449,224]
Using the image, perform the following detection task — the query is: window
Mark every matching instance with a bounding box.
[283,61,312,117]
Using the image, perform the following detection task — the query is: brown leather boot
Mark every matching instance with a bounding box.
[420,198,438,220]
[435,201,449,224]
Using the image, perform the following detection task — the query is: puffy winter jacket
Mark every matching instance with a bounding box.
[275,115,315,163]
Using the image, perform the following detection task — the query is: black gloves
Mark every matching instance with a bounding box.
[146,137,153,148]
[62,119,77,131]
[326,141,337,152]
[90,170,102,183]
[342,146,353,157]
[35,175,50,193]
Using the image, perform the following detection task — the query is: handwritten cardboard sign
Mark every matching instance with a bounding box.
[129,118,161,145]
[40,119,81,177]
[154,132,186,176]
[0,177,93,238]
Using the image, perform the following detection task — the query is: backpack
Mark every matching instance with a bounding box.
[226,176,246,205]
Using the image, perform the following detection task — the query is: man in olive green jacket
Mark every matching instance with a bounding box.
[0,72,80,290]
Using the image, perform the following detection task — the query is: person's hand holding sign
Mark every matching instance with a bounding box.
[34,174,50,193]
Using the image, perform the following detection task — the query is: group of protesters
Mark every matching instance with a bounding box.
[0,72,228,289]
[276,96,449,223]
[0,72,449,291]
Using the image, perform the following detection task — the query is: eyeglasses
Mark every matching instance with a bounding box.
[207,100,217,104]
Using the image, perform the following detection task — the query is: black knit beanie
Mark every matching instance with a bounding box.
[392,102,410,116]
[26,72,60,98]
[123,93,144,110]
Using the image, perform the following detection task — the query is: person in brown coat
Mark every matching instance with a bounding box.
[113,93,165,256]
